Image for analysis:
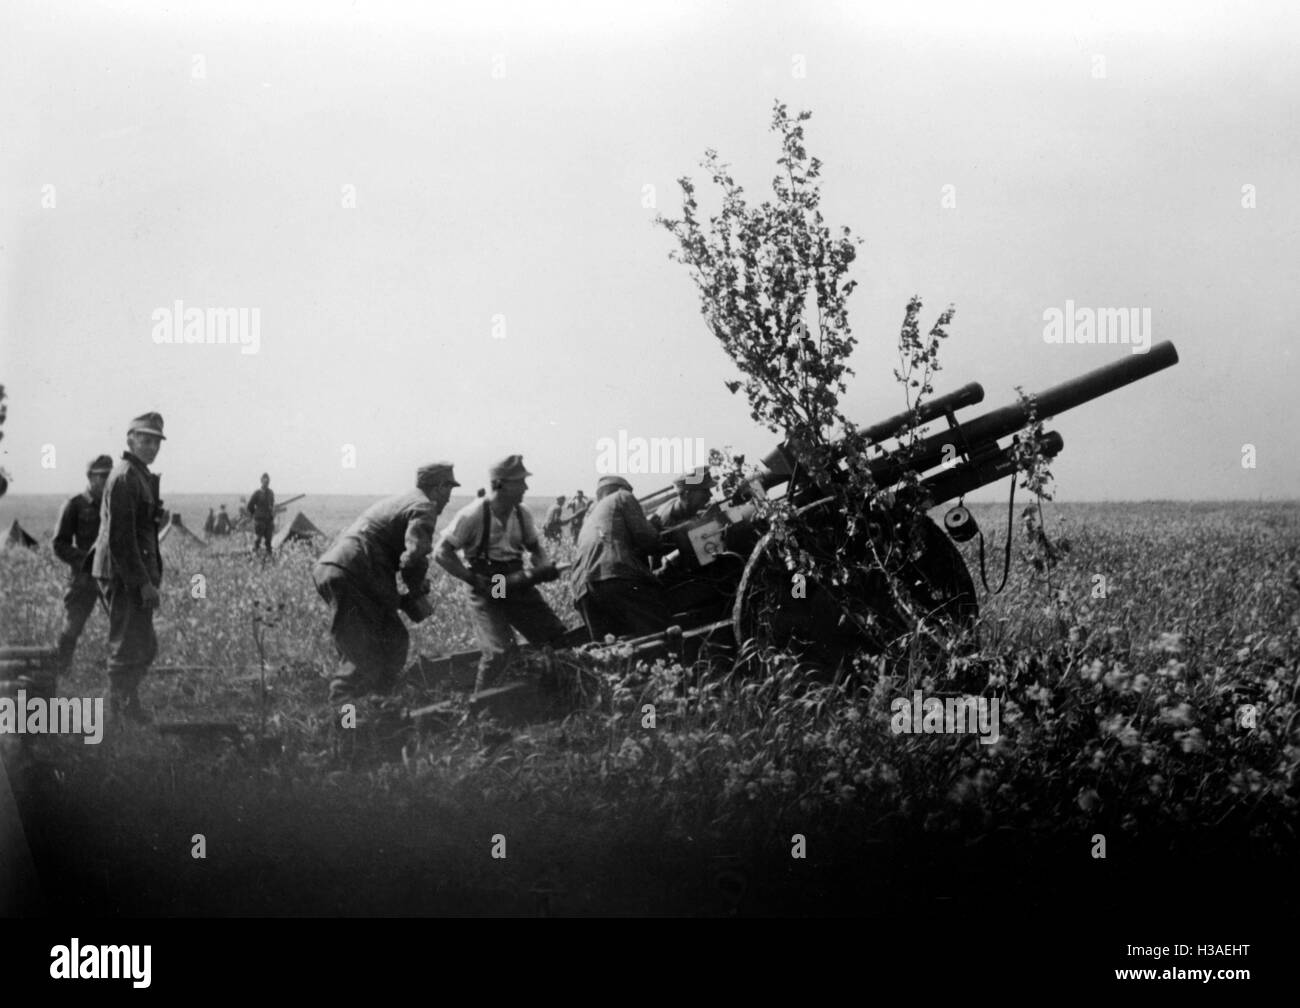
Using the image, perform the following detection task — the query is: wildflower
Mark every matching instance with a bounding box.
[1076,787,1100,812]
[1159,703,1193,728]
[1153,632,1184,655]
[1131,673,1151,694]
[1177,728,1206,754]
[1103,664,1131,690]
[1157,659,1186,680]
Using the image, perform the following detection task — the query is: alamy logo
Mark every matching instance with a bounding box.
[1042,300,1151,355]
[50,940,151,988]
[594,430,708,476]
[151,300,261,355]
[0,691,103,744]
[890,691,1000,745]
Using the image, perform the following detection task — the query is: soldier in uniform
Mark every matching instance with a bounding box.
[248,473,276,556]
[92,413,167,723]
[52,454,114,675]
[213,504,232,536]
[567,490,589,543]
[313,463,459,703]
[543,495,567,545]
[650,466,715,530]
[570,475,672,642]
[436,455,566,694]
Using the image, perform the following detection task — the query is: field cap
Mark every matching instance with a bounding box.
[489,455,531,481]
[417,461,461,488]
[128,411,166,439]
[87,454,114,475]
[674,465,714,490]
[596,475,633,495]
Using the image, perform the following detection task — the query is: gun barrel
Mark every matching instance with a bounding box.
[870,340,1179,485]
[861,382,985,444]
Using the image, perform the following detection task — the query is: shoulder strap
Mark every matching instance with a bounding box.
[476,500,492,559]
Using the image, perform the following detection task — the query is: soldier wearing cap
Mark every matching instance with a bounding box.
[52,454,114,675]
[435,455,567,693]
[651,466,716,530]
[313,462,459,703]
[92,412,167,723]
[248,472,276,556]
[570,475,673,642]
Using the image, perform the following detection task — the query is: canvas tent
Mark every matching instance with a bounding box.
[158,513,207,552]
[3,520,38,551]
[272,511,324,550]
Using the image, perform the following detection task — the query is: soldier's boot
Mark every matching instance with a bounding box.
[109,670,153,726]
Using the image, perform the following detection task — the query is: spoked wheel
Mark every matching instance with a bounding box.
[731,504,978,670]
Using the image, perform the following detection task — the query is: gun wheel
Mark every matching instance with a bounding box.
[731,510,978,670]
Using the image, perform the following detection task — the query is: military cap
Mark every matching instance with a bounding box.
[596,475,633,495]
[416,461,461,488]
[128,411,166,439]
[674,465,714,490]
[87,454,114,475]
[489,455,532,481]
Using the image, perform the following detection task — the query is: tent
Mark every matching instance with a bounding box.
[158,513,207,552]
[272,511,324,550]
[3,520,38,551]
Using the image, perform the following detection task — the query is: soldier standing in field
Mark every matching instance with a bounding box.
[566,489,589,544]
[435,455,566,694]
[92,413,167,723]
[213,504,232,536]
[313,463,459,703]
[52,454,114,676]
[570,475,673,642]
[248,473,275,556]
[543,494,567,545]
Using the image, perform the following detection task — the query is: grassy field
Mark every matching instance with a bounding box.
[2,500,1298,916]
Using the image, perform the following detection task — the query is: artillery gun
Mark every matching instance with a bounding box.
[629,341,1181,666]
[423,343,1180,697]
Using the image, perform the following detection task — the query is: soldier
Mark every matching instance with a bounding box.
[52,455,114,675]
[435,455,566,694]
[543,495,567,545]
[313,463,458,703]
[248,472,275,556]
[567,489,589,543]
[651,466,716,530]
[570,475,672,642]
[203,508,215,536]
[92,412,166,723]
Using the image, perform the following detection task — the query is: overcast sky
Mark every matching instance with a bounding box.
[1,0,1295,501]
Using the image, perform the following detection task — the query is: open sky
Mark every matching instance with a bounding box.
[1,0,1296,500]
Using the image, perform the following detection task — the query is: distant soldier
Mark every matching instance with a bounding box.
[436,455,566,694]
[248,473,275,556]
[567,489,589,543]
[313,463,459,703]
[203,508,215,536]
[213,505,232,536]
[543,495,567,545]
[92,412,167,723]
[651,466,715,530]
[570,476,672,642]
[52,454,113,674]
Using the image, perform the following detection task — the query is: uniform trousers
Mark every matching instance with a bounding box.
[313,564,409,702]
